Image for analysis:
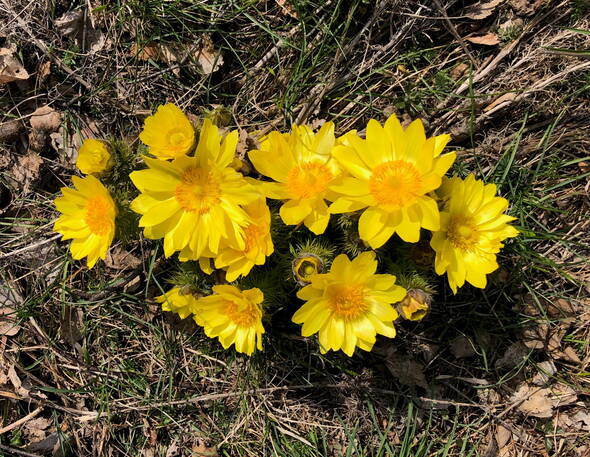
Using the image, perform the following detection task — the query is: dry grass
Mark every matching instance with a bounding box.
[1,0,589,456]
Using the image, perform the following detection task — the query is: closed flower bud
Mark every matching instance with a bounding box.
[76,139,113,175]
[397,289,431,321]
[292,253,323,285]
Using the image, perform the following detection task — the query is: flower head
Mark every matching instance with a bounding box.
[194,285,265,355]
[292,251,406,356]
[248,122,340,234]
[76,139,112,175]
[430,174,519,293]
[292,253,323,285]
[157,287,198,319]
[329,115,455,247]
[53,175,116,268]
[214,198,274,282]
[130,119,260,260]
[139,103,195,160]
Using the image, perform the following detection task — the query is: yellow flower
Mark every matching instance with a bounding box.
[214,198,274,282]
[292,251,407,356]
[76,139,112,174]
[139,103,195,160]
[194,285,265,355]
[130,119,260,260]
[329,115,456,247]
[248,122,340,234]
[397,289,430,321]
[157,287,198,319]
[53,175,116,268]
[430,174,519,293]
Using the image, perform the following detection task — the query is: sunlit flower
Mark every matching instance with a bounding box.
[53,175,116,268]
[248,122,340,234]
[76,139,112,175]
[194,285,265,355]
[157,287,198,319]
[329,115,455,247]
[292,251,406,356]
[130,119,260,260]
[214,198,274,282]
[139,103,195,160]
[430,174,519,293]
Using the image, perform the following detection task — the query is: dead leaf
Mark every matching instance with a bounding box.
[30,106,61,132]
[511,383,577,418]
[194,36,223,75]
[275,0,299,19]
[37,60,51,83]
[483,92,518,112]
[24,417,53,442]
[60,307,83,346]
[496,424,512,449]
[385,351,428,388]
[509,0,544,16]
[450,335,477,358]
[55,10,106,54]
[466,32,500,46]
[531,360,557,386]
[0,119,25,142]
[191,439,218,457]
[547,298,577,317]
[555,346,582,364]
[0,281,22,336]
[105,247,142,271]
[495,342,530,370]
[8,364,29,397]
[450,62,469,80]
[463,0,506,20]
[10,153,43,194]
[0,46,29,84]
[166,441,180,457]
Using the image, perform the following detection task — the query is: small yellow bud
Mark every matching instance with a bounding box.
[292,253,323,285]
[398,289,431,321]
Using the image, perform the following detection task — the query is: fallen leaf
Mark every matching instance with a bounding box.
[555,346,582,364]
[531,360,557,386]
[509,0,544,16]
[10,153,43,194]
[0,119,25,142]
[194,35,223,75]
[191,439,218,457]
[495,342,530,370]
[385,351,428,388]
[166,441,180,457]
[511,383,577,418]
[0,281,22,336]
[55,10,106,54]
[37,60,51,83]
[8,364,29,397]
[0,46,29,84]
[24,417,53,442]
[495,424,512,449]
[463,0,506,20]
[30,106,61,132]
[60,307,83,346]
[450,62,469,80]
[547,298,577,317]
[450,335,477,358]
[105,247,142,271]
[466,32,500,46]
[483,92,518,112]
[275,0,299,19]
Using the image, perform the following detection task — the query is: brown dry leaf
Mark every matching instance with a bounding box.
[55,10,106,54]
[495,342,530,370]
[11,153,43,194]
[191,439,218,457]
[275,0,299,19]
[466,32,500,46]
[0,46,29,84]
[131,42,179,67]
[496,424,512,449]
[0,281,22,336]
[547,298,577,317]
[24,417,53,442]
[511,383,577,418]
[531,360,557,386]
[450,62,469,80]
[463,0,506,20]
[0,119,25,142]
[166,441,180,457]
[30,105,61,132]
[194,36,224,75]
[60,307,83,346]
[449,335,476,358]
[483,92,518,112]
[509,0,544,16]
[385,351,428,388]
[37,60,51,83]
[105,247,142,271]
[8,364,30,397]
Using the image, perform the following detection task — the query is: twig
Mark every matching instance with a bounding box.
[0,406,43,435]
[0,443,43,457]
[432,0,477,66]
[0,234,61,260]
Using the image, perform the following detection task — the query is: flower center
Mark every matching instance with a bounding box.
[286,161,333,199]
[175,167,221,214]
[224,300,260,327]
[84,196,113,236]
[369,160,423,208]
[168,129,188,147]
[447,215,479,250]
[327,284,368,321]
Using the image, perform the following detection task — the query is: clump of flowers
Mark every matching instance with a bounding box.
[52,103,519,358]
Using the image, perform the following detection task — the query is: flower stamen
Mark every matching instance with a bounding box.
[286,161,333,199]
[175,167,221,214]
[368,160,423,208]
[85,196,113,236]
[327,284,368,320]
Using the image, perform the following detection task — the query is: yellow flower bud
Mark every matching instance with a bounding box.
[76,139,113,175]
[292,253,323,285]
[398,289,430,321]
